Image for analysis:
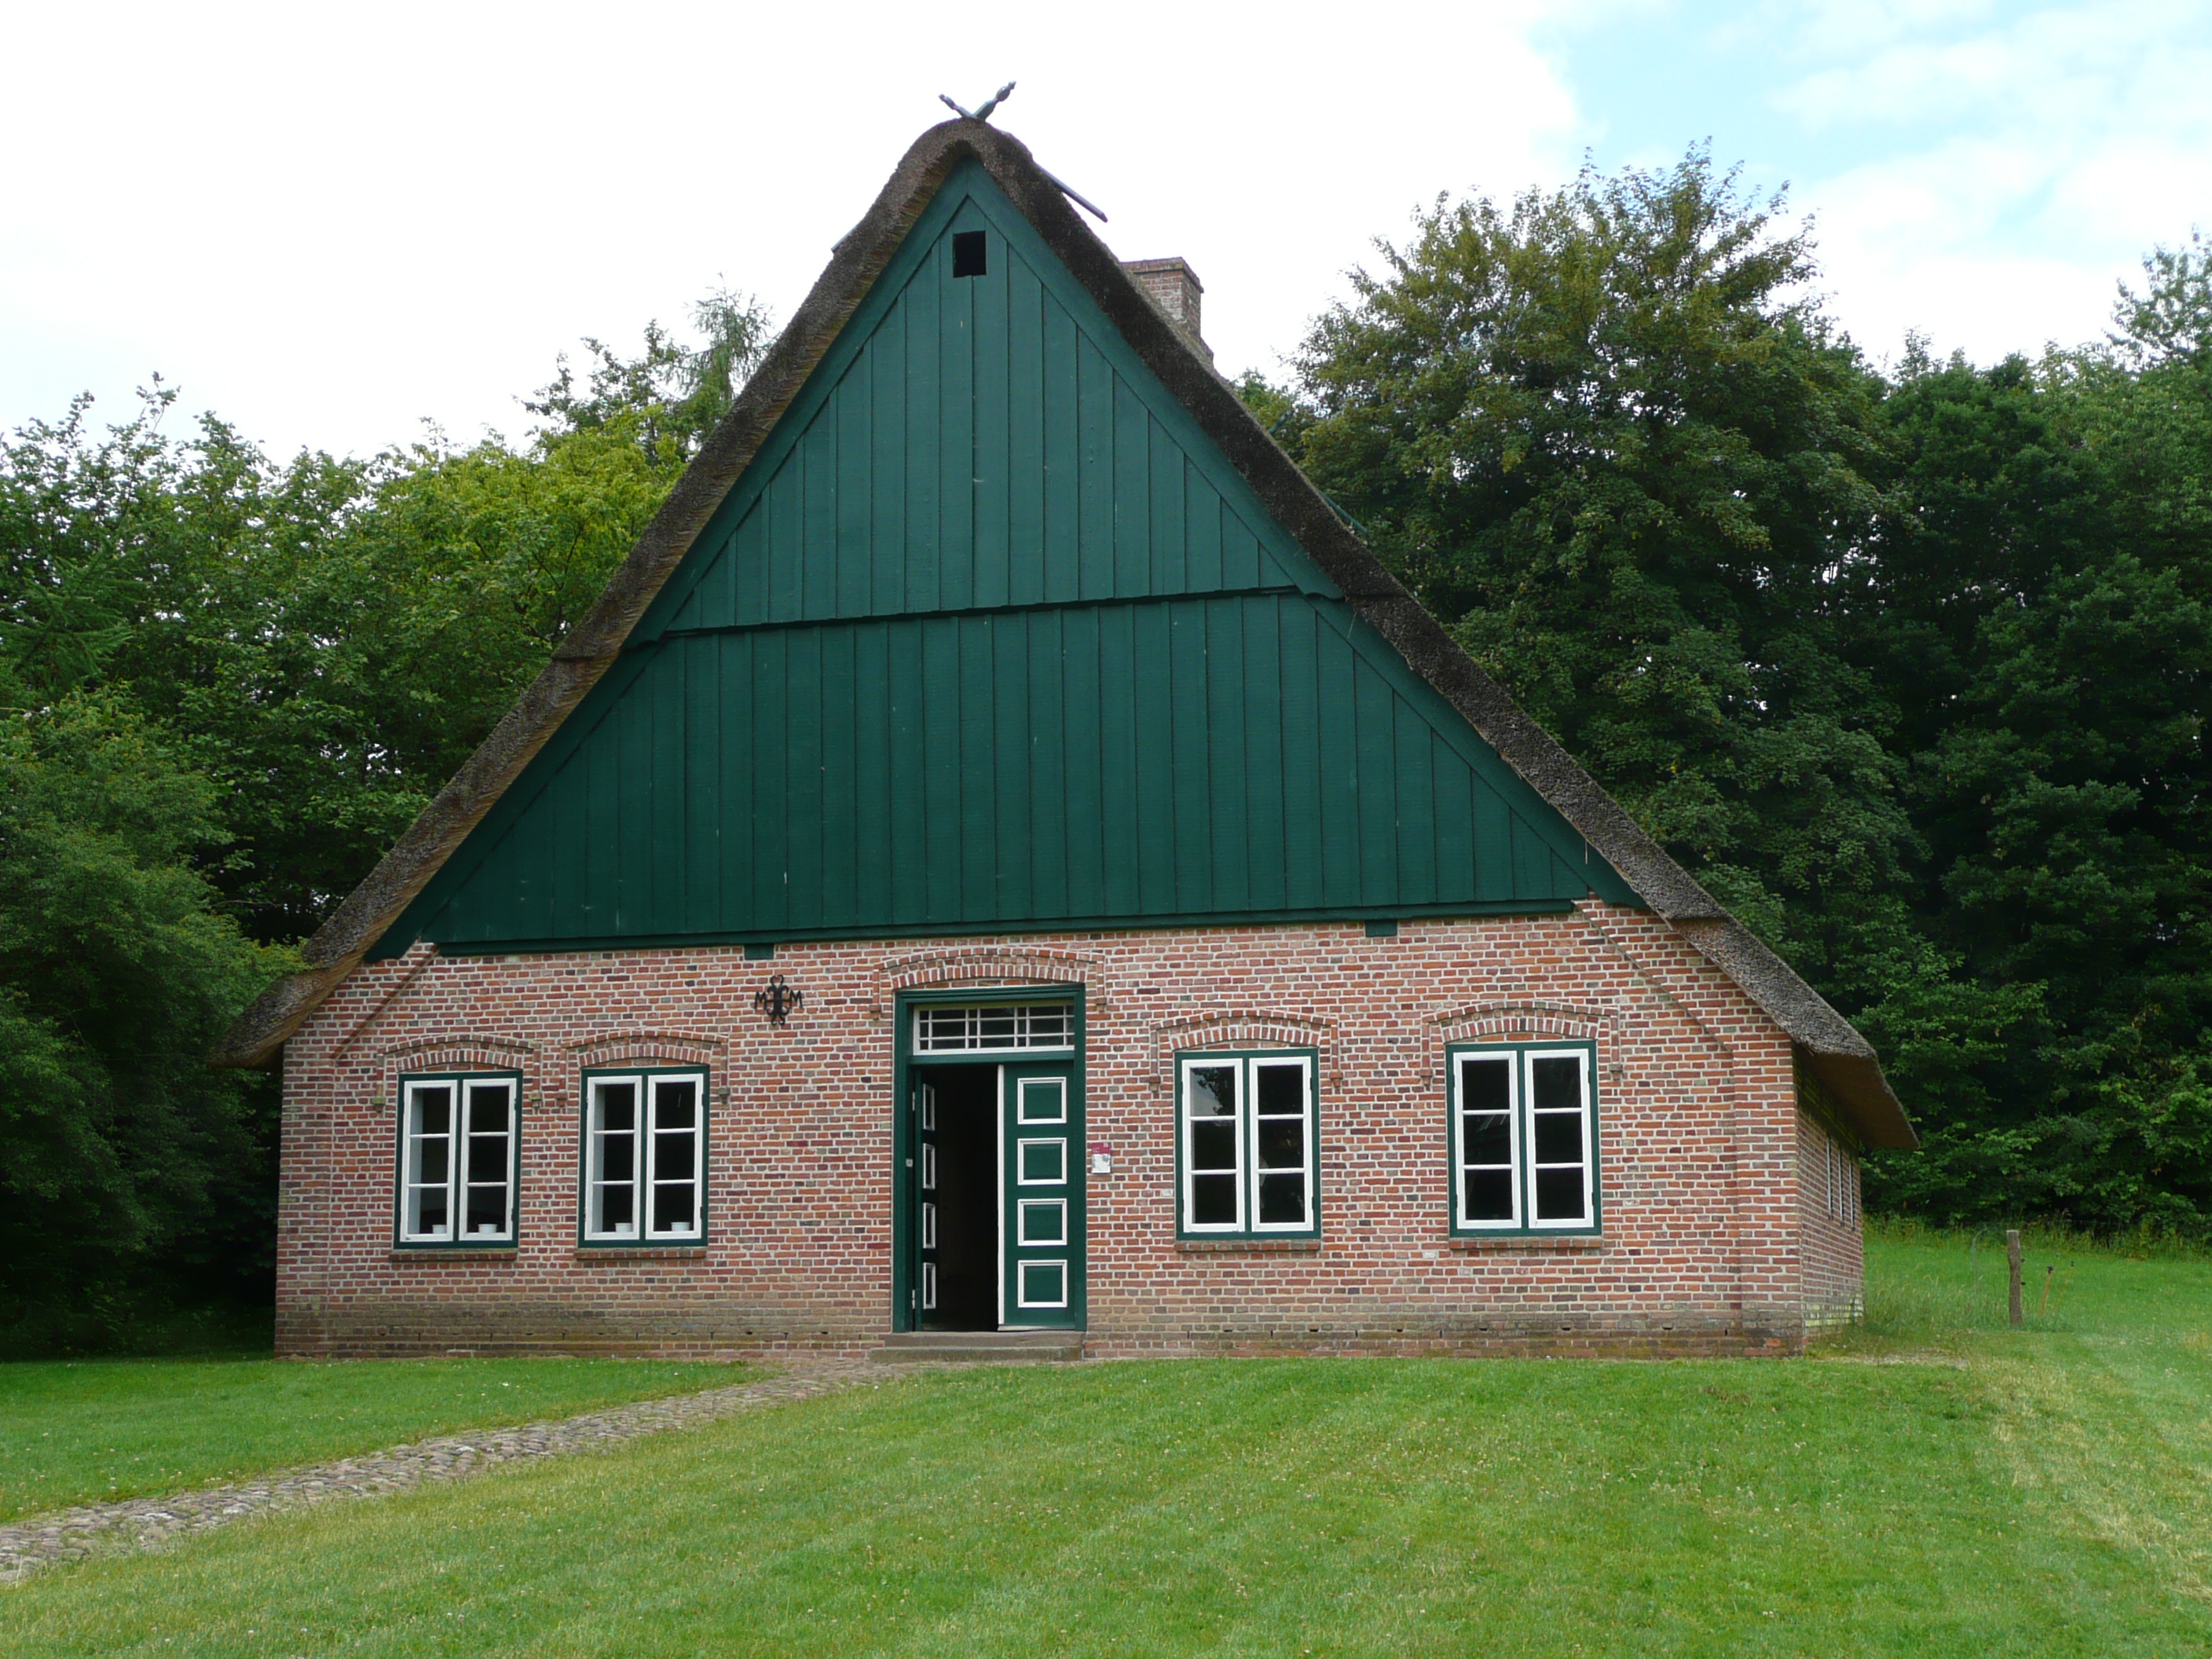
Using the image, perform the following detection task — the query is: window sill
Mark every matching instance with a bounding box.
[387,1247,516,1262]
[1446,1234,1605,1251]
[1177,1238,1323,1254]
[573,1246,707,1262]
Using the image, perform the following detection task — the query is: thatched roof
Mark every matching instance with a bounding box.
[214,117,1914,1152]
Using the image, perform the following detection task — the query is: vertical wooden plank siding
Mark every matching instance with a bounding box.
[375,168,1639,958]
[422,595,1627,945]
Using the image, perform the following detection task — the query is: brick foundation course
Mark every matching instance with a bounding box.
[276,902,1858,1358]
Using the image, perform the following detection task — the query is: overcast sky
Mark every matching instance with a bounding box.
[3,0,2207,460]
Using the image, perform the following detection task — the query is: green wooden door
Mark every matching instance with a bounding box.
[1001,1062,1082,1329]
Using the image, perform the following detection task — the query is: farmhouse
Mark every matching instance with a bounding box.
[219,118,1915,1359]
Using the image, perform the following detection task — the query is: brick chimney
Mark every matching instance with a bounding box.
[1122,257,1209,361]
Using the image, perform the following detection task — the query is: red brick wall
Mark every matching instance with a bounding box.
[1796,1108,1866,1331]
[275,902,1850,1358]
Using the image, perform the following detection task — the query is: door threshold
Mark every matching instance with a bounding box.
[873,1329,1083,1363]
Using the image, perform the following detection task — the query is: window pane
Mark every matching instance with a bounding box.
[597,1082,637,1132]
[914,1003,1071,1052]
[1535,1167,1586,1222]
[1254,1063,1303,1115]
[1458,1057,1510,1114]
[1192,1173,1238,1225]
[1258,1172,1306,1225]
[599,1133,635,1182]
[1533,1111,1585,1166]
[412,1137,449,1186]
[466,1083,510,1135]
[1531,1056,1582,1114]
[1187,1066,1237,1118]
[464,1185,505,1233]
[1462,1111,1511,1165]
[654,1079,698,1129]
[1463,1169,1514,1221]
[1190,1119,1236,1172]
[414,1086,452,1136]
[412,1186,449,1235]
[652,1182,696,1233]
[597,1183,634,1232]
[466,1134,507,1182]
[654,1130,697,1180]
[1257,1117,1305,1170]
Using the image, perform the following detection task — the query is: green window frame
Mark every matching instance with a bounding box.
[394,1071,522,1249]
[1174,1049,1320,1241]
[578,1067,709,1246]
[1447,1042,1601,1237]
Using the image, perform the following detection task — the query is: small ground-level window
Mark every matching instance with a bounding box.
[581,1069,707,1243]
[1448,1044,1598,1235]
[397,1074,519,1246]
[1177,1049,1320,1239]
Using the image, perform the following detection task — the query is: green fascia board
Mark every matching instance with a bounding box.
[626,159,1341,646]
[419,902,1579,958]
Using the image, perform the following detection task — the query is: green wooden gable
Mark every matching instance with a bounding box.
[372,161,1639,958]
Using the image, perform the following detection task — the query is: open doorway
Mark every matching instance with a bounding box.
[917,1064,996,1331]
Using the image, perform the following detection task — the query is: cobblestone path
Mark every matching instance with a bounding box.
[0,1356,881,1584]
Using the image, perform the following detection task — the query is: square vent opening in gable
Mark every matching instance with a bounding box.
[952,231,987,278]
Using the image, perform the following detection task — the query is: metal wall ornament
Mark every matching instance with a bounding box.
[754,973,803,1026]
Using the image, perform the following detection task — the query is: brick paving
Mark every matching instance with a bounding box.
[0,1357,879,1584]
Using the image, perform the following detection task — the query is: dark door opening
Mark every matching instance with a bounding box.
[917,1064,997,1331]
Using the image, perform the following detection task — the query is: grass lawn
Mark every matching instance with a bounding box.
[5,1229,2211,1657]
[0,1357,739,1521]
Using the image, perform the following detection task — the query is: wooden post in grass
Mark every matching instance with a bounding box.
[2007,1229,2024,1328]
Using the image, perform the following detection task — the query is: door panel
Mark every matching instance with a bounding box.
[1000,1063,1082,1328]
[914,1078,939,1319]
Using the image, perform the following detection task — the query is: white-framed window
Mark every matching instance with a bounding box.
[581,1069,706,1243]
[1448,1044,1598,1235]
[911,1002,1074,1054]
[1176,1050,1319,1239]
[397,1074,518,1246]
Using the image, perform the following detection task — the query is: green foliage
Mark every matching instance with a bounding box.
[0,683,292,1350]
[1291,150,2212,1234]
[0,295,767,1347]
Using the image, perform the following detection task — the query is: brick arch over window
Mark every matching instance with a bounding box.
[375,1036,537,1109]
[872,947,1102,1022]
[562,1031,725,1068]
[1425,1000,1622,1083]
[1152,1010,1336,1096]
[557,1031,725,1115]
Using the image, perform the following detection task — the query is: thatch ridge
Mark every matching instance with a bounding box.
[215,118,1913,1151]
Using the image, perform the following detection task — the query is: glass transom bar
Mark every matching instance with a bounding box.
[911,1002,1074,1053]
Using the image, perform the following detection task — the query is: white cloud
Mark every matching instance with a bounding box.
[0,0,1584,456]
[1737,2,2212,357]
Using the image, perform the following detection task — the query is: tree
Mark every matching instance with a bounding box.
[1286,151,2212,1233]
[0,678,290,1349]
[1291,150,1912,990]
[0,289,771,1343]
